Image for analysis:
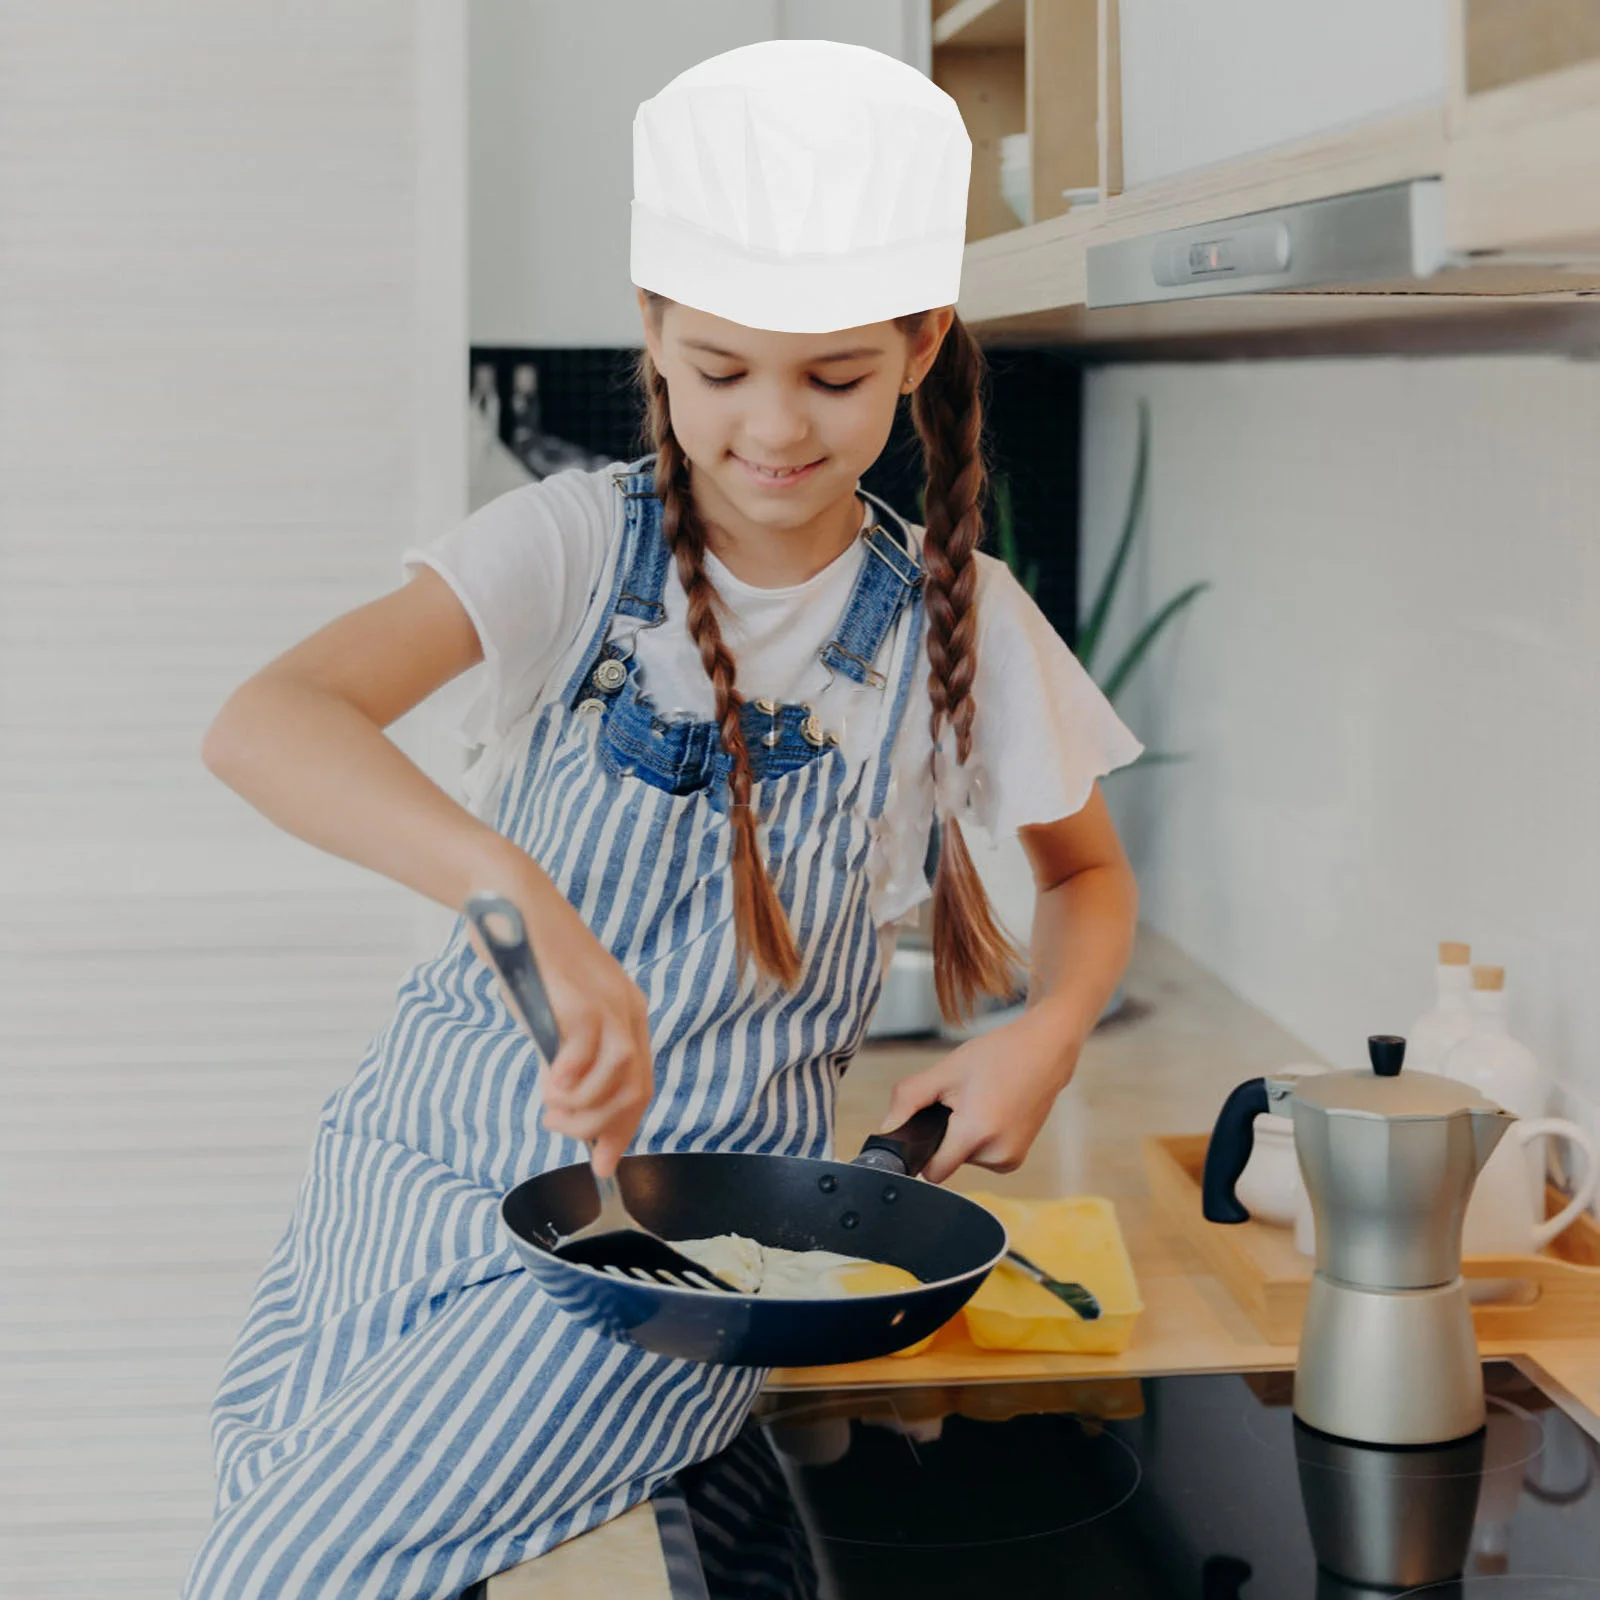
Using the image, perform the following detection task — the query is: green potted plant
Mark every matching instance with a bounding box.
[957,399,1207,1035]
[998,398,1208,753]
[867,401,1207,1040]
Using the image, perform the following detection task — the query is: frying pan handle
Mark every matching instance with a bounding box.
[854,1103,951,1177]
[465,893,562,1063]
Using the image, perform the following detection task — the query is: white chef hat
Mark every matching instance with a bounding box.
[631,39,971,334]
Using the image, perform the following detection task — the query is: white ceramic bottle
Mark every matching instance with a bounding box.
[1439,965,1551,1222]
[1438,965,1547,1119]
[1405,940,1473,1075]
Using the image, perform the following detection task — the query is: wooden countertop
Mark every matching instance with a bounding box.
[766,930,1600,1420]
[487,927,1600,1596]
[770,924,1316,1390]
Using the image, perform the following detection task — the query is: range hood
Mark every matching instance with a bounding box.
[1085,178,1452,308]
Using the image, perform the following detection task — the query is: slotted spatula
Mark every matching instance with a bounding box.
[465,892,738,1293]
[1003,1248,1102,1320]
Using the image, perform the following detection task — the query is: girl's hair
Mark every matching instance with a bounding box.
[633,295,1021,1018]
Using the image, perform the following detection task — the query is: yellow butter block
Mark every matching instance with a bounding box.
[959,1193,1144,1355]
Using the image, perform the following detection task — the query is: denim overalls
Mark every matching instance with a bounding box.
[180,454,927,1599]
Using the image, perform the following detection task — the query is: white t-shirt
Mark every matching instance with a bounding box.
[400,461,1143,926]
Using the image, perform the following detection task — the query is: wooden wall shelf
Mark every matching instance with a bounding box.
[935,1,1600,356]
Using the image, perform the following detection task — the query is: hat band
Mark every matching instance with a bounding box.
[630,202,964,334]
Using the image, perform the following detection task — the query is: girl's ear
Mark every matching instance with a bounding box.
[906,307,955,390]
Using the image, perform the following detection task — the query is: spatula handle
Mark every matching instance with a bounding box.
[465,893,562,1063]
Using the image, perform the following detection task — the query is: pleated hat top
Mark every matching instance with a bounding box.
[630,38,972,333]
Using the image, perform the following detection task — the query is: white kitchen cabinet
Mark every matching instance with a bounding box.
[1116,0,1452,190]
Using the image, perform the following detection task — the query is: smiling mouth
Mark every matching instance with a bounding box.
[734,454,824,479]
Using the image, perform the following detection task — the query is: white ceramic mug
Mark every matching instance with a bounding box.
[1295,1116,1597,1262]
[1463,1117,1597,1257]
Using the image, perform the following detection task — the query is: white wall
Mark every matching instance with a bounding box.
[1118,0,1449,188]
[0,3,467,1588]
[1081,356,1600,1148]
[468,0,929,347]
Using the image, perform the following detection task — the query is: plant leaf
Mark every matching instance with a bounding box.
[992,473,1019,564]
[1101,579,1210,704]
[990,473,1042,597]
[1078,397,1150,676]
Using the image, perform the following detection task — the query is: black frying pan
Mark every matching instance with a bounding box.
[469,891,1006,1365]
[500,1100,1006,1366]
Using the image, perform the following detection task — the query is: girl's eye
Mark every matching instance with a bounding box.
[696,372,864,394]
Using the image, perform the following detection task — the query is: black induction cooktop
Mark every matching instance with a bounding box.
[650,1362,1600,1599]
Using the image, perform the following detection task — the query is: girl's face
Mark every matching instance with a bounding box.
[638,292,952,539]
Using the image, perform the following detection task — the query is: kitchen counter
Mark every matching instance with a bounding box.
[485,926,1600,1597]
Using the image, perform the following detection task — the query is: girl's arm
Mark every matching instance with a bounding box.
[875,783,1138,1185]
[201,567,654,1176]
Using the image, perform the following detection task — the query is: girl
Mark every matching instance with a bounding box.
[180,39,1140,1600]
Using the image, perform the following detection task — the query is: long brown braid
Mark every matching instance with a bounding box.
[632,295,1018,1010]
[894,308,1024,1022]
[633,317,802,986]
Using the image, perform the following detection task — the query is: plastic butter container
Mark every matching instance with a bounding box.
[959,1194,1144,1355]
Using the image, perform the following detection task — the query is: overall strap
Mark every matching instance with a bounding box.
[867,577,925,823]
[817,487,924,689]
[560,456,661,703]
[610,457,672,625]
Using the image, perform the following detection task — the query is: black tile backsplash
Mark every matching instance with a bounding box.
[469,346,1083,645]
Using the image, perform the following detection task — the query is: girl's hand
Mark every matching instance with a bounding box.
[875,1002,1083,1185]
[465,875,654,1180]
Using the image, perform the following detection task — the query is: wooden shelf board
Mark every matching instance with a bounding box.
[972,294,1600,360]
[1463,0,1600,97]
[1447,56,1600,254]
[933,0,1024,49]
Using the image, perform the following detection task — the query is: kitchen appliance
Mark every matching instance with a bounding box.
[1288,1113,1596,1275]
[1203,1034,1514,1445]
[632,1361,1600,1598]
[1086,178,1448,307]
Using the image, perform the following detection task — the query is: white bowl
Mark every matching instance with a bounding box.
[998,133,1031,226]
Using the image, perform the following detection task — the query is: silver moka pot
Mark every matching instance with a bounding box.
[1203,1035,1514,1446]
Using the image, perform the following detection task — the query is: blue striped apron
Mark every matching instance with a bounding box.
[179,456,926,1599]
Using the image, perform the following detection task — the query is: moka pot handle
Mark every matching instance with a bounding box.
[1201,1078,1271,1224]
